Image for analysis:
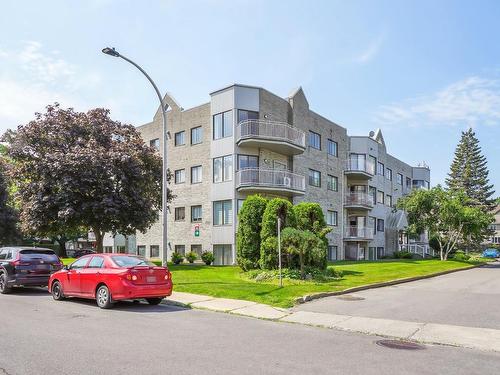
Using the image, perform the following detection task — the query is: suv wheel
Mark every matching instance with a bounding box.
[0,271,11,294]
[96,285,113,309]
[51,281,65,301]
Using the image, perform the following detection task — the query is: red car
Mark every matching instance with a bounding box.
[48,254,173,309]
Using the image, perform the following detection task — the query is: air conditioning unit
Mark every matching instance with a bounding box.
[283,176,291,187]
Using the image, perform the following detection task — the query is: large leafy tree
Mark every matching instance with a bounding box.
[446,128,495,210]
[0,158,19,246]
[8,104,171,252]
[398,186,492,260]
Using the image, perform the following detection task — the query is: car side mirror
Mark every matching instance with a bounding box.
[64,265,70,271]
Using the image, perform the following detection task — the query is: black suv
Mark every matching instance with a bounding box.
[0,247,63,294]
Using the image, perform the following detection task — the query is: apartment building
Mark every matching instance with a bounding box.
[485,205,500,245]
[108,84,430,264]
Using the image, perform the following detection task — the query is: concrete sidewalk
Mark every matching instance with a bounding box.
[164,291,500,353]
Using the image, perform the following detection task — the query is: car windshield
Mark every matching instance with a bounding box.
[111,256,155,267]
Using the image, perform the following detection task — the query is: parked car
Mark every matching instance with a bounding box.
[48,254,173,309]
[72,249,96,258]
[0,247,63,294]
[482,248,500,258]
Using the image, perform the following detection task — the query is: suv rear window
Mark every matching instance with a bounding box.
[111,256,155,267]
[20,249,59,262]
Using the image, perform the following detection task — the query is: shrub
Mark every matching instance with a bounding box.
[326,266,343,279]
[393,251,413,259]
[236,195,268,271]
[185,251,197,264]
[201,251,215,266]
[171,252,184,265]
[246,267,342,283]
[453,250,470,261]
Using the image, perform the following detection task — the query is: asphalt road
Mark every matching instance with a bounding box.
[296,262,500,329]
[1,288,500,375]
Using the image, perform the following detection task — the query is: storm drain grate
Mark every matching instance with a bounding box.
[376,339,426,350]
[335,295,365,301]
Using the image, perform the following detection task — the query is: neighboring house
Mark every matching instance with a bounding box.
[484,205,500,246]
[110,84,431,264]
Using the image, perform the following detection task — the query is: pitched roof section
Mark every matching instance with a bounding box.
[370,128,386,146]
[154,92,183,120]
[287,86,309,109]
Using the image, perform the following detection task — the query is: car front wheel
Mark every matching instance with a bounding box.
[0,272,11,294]
[96,285,114,309]
[146,297,164,305]
[51,281,65,301]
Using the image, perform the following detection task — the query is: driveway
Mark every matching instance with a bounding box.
[296,262,500,329]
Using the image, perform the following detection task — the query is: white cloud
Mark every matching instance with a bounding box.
[354,34,384,64]
[374,76,500,128]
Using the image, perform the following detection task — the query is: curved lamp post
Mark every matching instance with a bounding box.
[102,47,169,266]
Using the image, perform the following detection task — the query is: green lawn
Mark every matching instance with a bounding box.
[169,259,484,308]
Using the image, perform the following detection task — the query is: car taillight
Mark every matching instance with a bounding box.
[126,274,138,281]
[164,271,171,280]
[11,260,30,267]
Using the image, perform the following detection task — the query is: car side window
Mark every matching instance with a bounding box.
[69,257,89,270]
[87,257,104,269]
[0,250,6,260]
[5,250,13,260]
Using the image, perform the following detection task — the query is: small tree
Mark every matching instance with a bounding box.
[398,186,493,260]
[281,228,325,279]
[236,195,268,270]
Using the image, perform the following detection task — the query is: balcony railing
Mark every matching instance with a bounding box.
[235,120,306,154]
[236,168,305,195]
[344,192,374,208]
[345,158,375,176]
[344,226,375,240]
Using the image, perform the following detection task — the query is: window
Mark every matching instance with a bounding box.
[377,247,385,258]
[328,245,338,261]
[413,180,430,189]
[237,199,245,214]
[406,177,412,189]
[191,244,202,256]
[326,211,338,226]
[213,244,233,265]
[327,175,338,191]
[191,166,202,184]
[369,216,377,234]
[150,245,159,258]
[397,173,403,185]
[213,200,232,226]
[386,195,393,207]
[104,246,113,252]
[309,131,321,150]
[137,245,146,256]
[88,256,104,268]
[116,246,126,254]
[377,191,385,204]
[174,245,186,256]
[238,109,259,122]
[0,250,7,260]
[213,110,233,139]
[175,169,185,184]
[150,138,160,151]
[368,155,377,174]
[191,205,202,222]
[327,139,338,157]
[386,168,392,181]
[237,154,259,170]
[377,219,385,232]
[377,162,385,176]
[213,155,233,182]
[174,131,185,146]
[369,186,377,204]
[174,207,185,221]
[191,126,203,145]
[309,169,321,187]
[69,257,89,270]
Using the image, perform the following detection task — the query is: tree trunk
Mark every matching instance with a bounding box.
[94,230,104,253]
[299,251,304,280]
[56,238,67,258]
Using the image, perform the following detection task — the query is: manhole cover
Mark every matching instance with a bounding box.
[336,295,365,301]
[376,339,425,350]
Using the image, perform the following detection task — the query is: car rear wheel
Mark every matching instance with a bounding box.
[0,272,11,294]
[96,285,113,309]
[51,281,65,301]
[146,297,163,305]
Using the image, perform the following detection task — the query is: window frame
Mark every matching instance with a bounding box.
[174,169,186,184]
[397,173,403,185]
[237,154,259,170]
[191,165,202,184]
[174,131,185,146]
[150,138,160,151]
[213,155,233,183]
[386,168,392,181]
[309,131,321,150]
[377,161,385,176]
[326,210,338,226]
[377,219,385,232]
[213,110,233,140]
[308,169,321,187]
[213,200,232,226]
[190,126,203,145]
[327,139,338,157]
[327,175,338,192]
[377,190,385,204]
[191,205,202,223]
[237,109,259,123]
[174,207,186,221]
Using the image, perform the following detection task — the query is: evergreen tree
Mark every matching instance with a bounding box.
[446,128,495,211]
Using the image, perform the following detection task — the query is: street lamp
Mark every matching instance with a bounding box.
[102,47,169,266]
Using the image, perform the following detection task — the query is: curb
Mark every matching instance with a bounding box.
[294,262,487,304]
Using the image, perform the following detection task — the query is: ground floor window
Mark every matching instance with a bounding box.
[175,245,186,256]
[137,245,146,256]
[191,244,202,256]
[104,246,113,252]
[368,247,376,260]
[213,244,233,265]
[377,247,385,258]
[150,245,160,258]
[116,246,126,254]
[328,245,338,261]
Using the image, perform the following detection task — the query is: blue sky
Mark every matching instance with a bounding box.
[1,0,499,194]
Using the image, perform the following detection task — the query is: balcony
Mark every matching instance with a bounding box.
[344,192,374,210]
[345,158,375,179]
[235,120,306,155]
[235,168,305,196]
[344,226,374,241]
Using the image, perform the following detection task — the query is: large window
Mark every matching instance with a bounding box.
[137,245,146,257]
[377,191,385,204]
[213,155,233,182]
[191,205,202,222]
[326,211,338,226]
[174,245,185,256]
[213,244,233,265]
[377,219,385,232]
[369,186,377,203]
[328,245,338,261]
[174,207,185,221]
[191,244,202,256]
[327,175,338,191]
[386,194,393,207]
[191,126,203,145]
[309,131,321,150]
[238,109,259,123]
[327,139,338,157]
[397,173,403,185]
[191,165,202,184]
[174,169,185,184]
[213,200,232,226]
[377,162,385,176]
[406,177,412,189]
[213,110,233,139]
[150,138,160,151]
[309,169,321,187]
[237,155,258,170]
[174,131,185,146]
[386,168,392,181]
[368,155,377,174]
[150,245,159,258]
[369,216,377,234]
